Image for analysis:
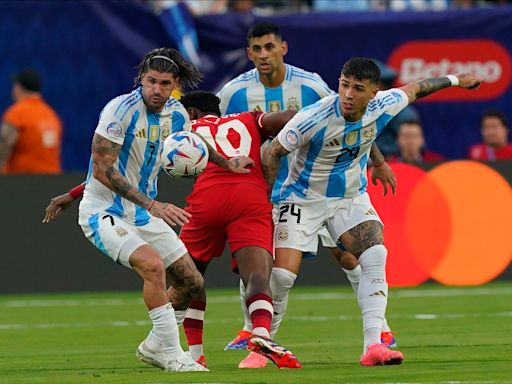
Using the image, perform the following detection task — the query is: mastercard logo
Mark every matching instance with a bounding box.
[367,161,512,287]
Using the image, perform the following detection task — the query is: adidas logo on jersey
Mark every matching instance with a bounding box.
[365,208,377,216]
[135,129,147,139]
[326,138,341,147]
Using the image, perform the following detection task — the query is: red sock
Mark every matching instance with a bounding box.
[183,301,205,346]
[246,293,273,337]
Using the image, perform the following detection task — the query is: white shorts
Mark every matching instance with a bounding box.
[273,193,382,254]
[79,211,187,269]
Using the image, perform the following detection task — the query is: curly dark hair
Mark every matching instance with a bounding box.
[134,47,202,90]
[180,91,221,116]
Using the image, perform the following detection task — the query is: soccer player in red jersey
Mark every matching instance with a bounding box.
[177,91,300,369]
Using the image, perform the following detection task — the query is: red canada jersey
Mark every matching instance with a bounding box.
[191,112,269,190]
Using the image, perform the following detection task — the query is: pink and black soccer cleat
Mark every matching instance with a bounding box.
[360,343,404,366]
[238,351,268,369]
[248,335,301,369]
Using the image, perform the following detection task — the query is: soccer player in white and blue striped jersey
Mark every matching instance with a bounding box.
[264,58,481,366]
[78,48,251,372]
[218,23,397,368]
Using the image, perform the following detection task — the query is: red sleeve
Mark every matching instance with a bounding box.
[69,183,85,199]
[249,111,268,141]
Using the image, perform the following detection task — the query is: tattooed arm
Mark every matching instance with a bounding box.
[92,133,152,208]
[262,138,290,189]
[399,73,481,104]
[200,138,254,173]
[92,133,190,226]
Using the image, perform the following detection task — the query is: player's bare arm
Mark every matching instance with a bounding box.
[92,133,190,226]
[198,135,255,173]
[262,138,290,189]
[370,144,396,196]
[0,122,19,168]
[400,73,481,103]
[340,220,384,258]
[42,183,85,223]
[261,110,296,137]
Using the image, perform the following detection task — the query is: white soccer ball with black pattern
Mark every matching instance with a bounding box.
[160,131,209,178]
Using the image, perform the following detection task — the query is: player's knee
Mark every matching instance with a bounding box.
[139,257,166,282]
[270,267,297,294]
[358,245,387,275]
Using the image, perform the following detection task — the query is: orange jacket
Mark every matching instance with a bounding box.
[2,95,62,174]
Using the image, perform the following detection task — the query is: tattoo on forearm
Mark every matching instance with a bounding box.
[416,77,451,99]
[93,134,151,208]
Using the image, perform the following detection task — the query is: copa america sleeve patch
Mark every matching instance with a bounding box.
[106,121,123,137]
[285,130,299,146]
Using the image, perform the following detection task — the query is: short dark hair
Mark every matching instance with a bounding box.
[135,47,202,89]
[13,69,41,92]
[481,108,509,128]
[247,22,281,44]
[341,58,381,85]
[180,91,221,116]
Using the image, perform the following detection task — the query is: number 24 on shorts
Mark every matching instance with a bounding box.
[278,204,302,224]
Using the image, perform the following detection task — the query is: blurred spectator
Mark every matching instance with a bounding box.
[373,60,421,157]
[468,109,512,160]
[228,0,255,12]
[387,120,444,163]
[0,69,62,174]
[313,0,370,11]
[389,0,449,11]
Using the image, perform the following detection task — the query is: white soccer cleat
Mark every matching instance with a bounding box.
[136,340,165,369]
[164,352,209,372]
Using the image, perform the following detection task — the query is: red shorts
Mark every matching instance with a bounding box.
[180,183,273,268]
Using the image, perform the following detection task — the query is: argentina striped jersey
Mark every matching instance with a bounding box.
[79,87,190,226]
[217,63,334,201]
[275,89,409,200]
[217,64,333,115]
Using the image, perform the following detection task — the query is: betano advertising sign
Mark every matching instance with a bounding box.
[367,161,512,287]
[388,40,511,101]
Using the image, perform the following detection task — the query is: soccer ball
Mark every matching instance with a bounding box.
[161,131,209,178]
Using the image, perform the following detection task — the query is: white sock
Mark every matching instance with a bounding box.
[189,344,203,361]
[357,245,388,354]
[342,264,361,294]
[239,279,253,332]
[144,329,162,351]
[174,309,186,326]
[148,303,184,358]
[343,264,392,334]
[269,267,297,339]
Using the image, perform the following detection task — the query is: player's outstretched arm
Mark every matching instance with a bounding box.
[262,138,290,189]
[92,133,190,226]
[261,110,296,137]
[399,73,481,103]
[369,144,396,196]
[42,183,85,223]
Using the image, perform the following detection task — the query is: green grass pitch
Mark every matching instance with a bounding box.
[1,282,511,383]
